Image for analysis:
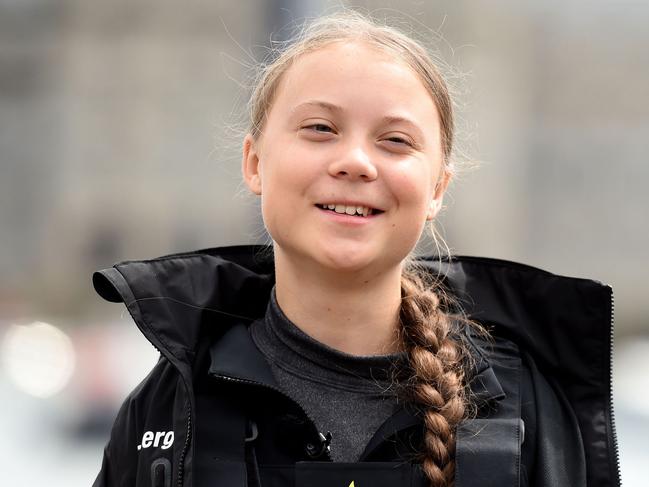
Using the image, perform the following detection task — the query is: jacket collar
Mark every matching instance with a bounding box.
[93,245,612,401]
[92,246,275,366]
[208,321,278,389]
[93,245,612,390]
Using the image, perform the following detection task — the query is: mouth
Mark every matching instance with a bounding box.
[315,203,385,218]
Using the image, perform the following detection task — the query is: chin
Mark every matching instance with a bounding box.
[314,244,387,274]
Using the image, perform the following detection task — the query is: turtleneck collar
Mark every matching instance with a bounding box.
[250,286,407,388]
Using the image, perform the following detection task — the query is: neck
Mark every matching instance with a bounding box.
[273,247,404,356]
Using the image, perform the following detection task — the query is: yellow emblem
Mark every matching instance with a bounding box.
[348,482,355,487]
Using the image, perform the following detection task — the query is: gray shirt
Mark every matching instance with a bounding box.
[249,288,405,462]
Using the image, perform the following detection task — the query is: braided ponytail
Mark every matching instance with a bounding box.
[398,266,470,487]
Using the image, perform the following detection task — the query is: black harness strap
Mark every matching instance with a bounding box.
[455,418,524,487]
[455,340,524,487]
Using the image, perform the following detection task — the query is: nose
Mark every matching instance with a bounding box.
[327,143,378,181]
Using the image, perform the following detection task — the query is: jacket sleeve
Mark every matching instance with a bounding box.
[93,392,140,487]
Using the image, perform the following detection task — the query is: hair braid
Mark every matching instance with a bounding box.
[399,267,468,487]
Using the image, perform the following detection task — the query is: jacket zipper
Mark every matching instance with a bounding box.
[141,339,193,487]
[210,373,333,462]
[608,287,621,486]
[177,403,191,487]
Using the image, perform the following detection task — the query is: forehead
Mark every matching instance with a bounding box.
[270,41,440,124]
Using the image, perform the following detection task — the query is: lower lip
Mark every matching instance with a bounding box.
[315,206,381,225]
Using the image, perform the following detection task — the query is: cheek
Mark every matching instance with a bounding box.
[388,163,434,212]
[260,192,297,246]
[264,137,331,200]
[258,144,318,234]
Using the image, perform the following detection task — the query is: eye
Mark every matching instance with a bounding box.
[381,132,418,151]
[299,123,336,141]
[386,136,411,145]
[305,123,334,133]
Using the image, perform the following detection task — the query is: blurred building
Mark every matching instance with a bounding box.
[2,0,647,332]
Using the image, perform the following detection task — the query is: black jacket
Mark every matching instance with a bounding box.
[92,245,620,487]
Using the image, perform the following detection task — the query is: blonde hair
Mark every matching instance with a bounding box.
[246,10,470,487]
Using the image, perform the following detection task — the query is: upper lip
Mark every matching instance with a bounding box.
[315,201,385,212]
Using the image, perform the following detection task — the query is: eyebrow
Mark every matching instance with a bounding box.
[291,100,344,114]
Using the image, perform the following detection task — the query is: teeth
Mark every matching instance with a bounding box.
[318,203,374,217]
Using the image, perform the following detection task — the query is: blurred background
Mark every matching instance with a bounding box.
[1,0,647,484]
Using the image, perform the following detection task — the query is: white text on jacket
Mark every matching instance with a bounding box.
[137,431,174,451]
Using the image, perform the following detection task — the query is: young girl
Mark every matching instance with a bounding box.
[92,11,619,487]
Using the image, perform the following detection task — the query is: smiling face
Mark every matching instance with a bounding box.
[242,41,450,276]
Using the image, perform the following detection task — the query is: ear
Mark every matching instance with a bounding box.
[241,133,262,195]
[426,170,451,221]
